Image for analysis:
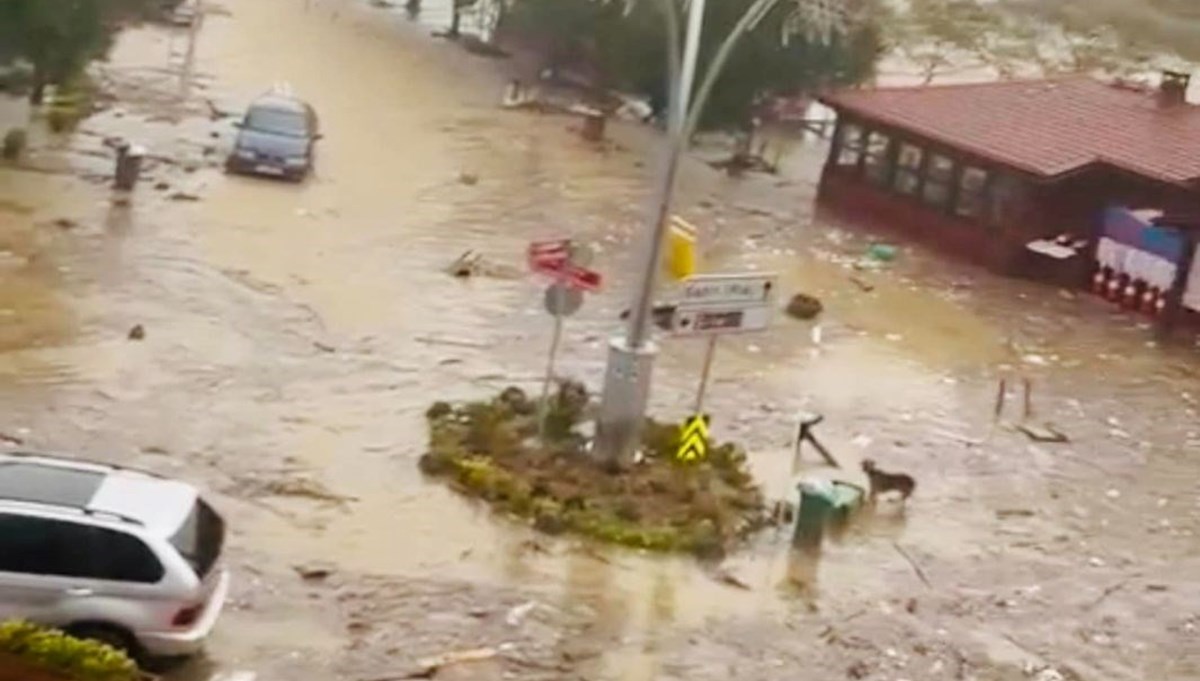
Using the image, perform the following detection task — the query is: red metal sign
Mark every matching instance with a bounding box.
[527,239,570,274]
[563,263,602,292]
[526,239,602,291]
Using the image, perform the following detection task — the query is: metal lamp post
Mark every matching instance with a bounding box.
[593,0,840,466]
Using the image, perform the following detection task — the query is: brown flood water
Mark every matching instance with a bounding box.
[0,1,1198,679]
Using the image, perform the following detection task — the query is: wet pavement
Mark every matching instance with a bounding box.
[0,1,1198,680]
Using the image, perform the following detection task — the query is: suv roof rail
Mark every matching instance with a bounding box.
[0,498,145,527]
[3,450,165,479]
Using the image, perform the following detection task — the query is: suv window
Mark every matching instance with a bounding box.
[0,513,163,583]
[170,499,225,579]
[92,526,165,583]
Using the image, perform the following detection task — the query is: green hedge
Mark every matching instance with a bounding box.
[0,621,137,681]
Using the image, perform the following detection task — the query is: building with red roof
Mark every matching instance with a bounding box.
[816,72,1200,332]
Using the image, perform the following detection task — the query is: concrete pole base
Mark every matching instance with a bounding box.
[593,336,658,469]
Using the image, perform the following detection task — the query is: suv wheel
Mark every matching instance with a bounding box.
[65,623,140,659]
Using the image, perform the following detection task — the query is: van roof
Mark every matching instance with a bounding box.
[0,453,198,536]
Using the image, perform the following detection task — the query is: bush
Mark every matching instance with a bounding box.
[45,107,81,134]
[421,386,766,557]
[1,129,26,161]
[0,621,137,681]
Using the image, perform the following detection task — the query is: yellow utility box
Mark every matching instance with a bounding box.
[665,216,697,281]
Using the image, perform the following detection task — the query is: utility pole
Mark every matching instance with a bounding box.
[179,0,202,100]
[592,0,707,467]
[593,0,829,466]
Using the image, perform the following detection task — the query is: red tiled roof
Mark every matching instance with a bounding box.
[820,77,1200,186]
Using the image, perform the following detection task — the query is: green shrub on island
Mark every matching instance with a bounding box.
[0,621,138,681]
[420,381,766,558]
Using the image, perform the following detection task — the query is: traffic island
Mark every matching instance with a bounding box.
[420,382,767,559]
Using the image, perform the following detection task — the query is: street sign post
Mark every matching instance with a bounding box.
[528,239,603,442]
[671,271,778,415]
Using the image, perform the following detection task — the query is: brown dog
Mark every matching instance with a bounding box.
[862,459,915,504]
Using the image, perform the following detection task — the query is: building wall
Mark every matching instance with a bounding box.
[817,170,1027,271]
[1030,169,1197,238]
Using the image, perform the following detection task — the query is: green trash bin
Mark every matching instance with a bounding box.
[793,478,864,549]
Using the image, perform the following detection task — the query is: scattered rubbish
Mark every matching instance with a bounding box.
[1087,575,1139,609]
[238,474,358,505]
[1022,354,1049,366]
[141,445,169,455]
[746,344,761,353]
[785,293,823,320]
[293,563,336,581]
[866,243,897,262]
[415,335,493,349]
[153,181,171,191]
[1031,667,1066,681]
[1088,556,1106,567]
[846,660,871,679]
[445,250,521,279]
[1016,423,1069,443]
[168,191,201,202]
[885,333,903,342]
[711,568,752,591]
[811,325,823,346]
[0,431,24,446]
[127,324,146,341]
[313,341,336,353]
[457,172,479,186]
[892,542,932,589]
[364,646,501,681]
[505,600,538,626]
[849,275,874,292]
[210,673,256,681]
[996,509,1035,519]
[52,217,78,230]
[734,203,776,218]
[1105,488,1121,499]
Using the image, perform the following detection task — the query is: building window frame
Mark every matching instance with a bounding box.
[921,151,957,210]
[892,141,925,197]
[863,129,895,187]
[833,120,866,173]
[954,165,991,221]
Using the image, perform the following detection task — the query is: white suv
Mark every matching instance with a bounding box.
[0,452,229,659]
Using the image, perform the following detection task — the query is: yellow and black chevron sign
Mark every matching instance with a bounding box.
[676,415,709,463]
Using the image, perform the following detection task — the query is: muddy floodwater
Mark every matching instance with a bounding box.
[0,1,1198,680]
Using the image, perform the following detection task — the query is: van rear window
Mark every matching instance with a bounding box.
[170,499,225,578]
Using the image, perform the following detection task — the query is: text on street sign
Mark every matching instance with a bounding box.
[681,272,777,308]
[672,304,770,336]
